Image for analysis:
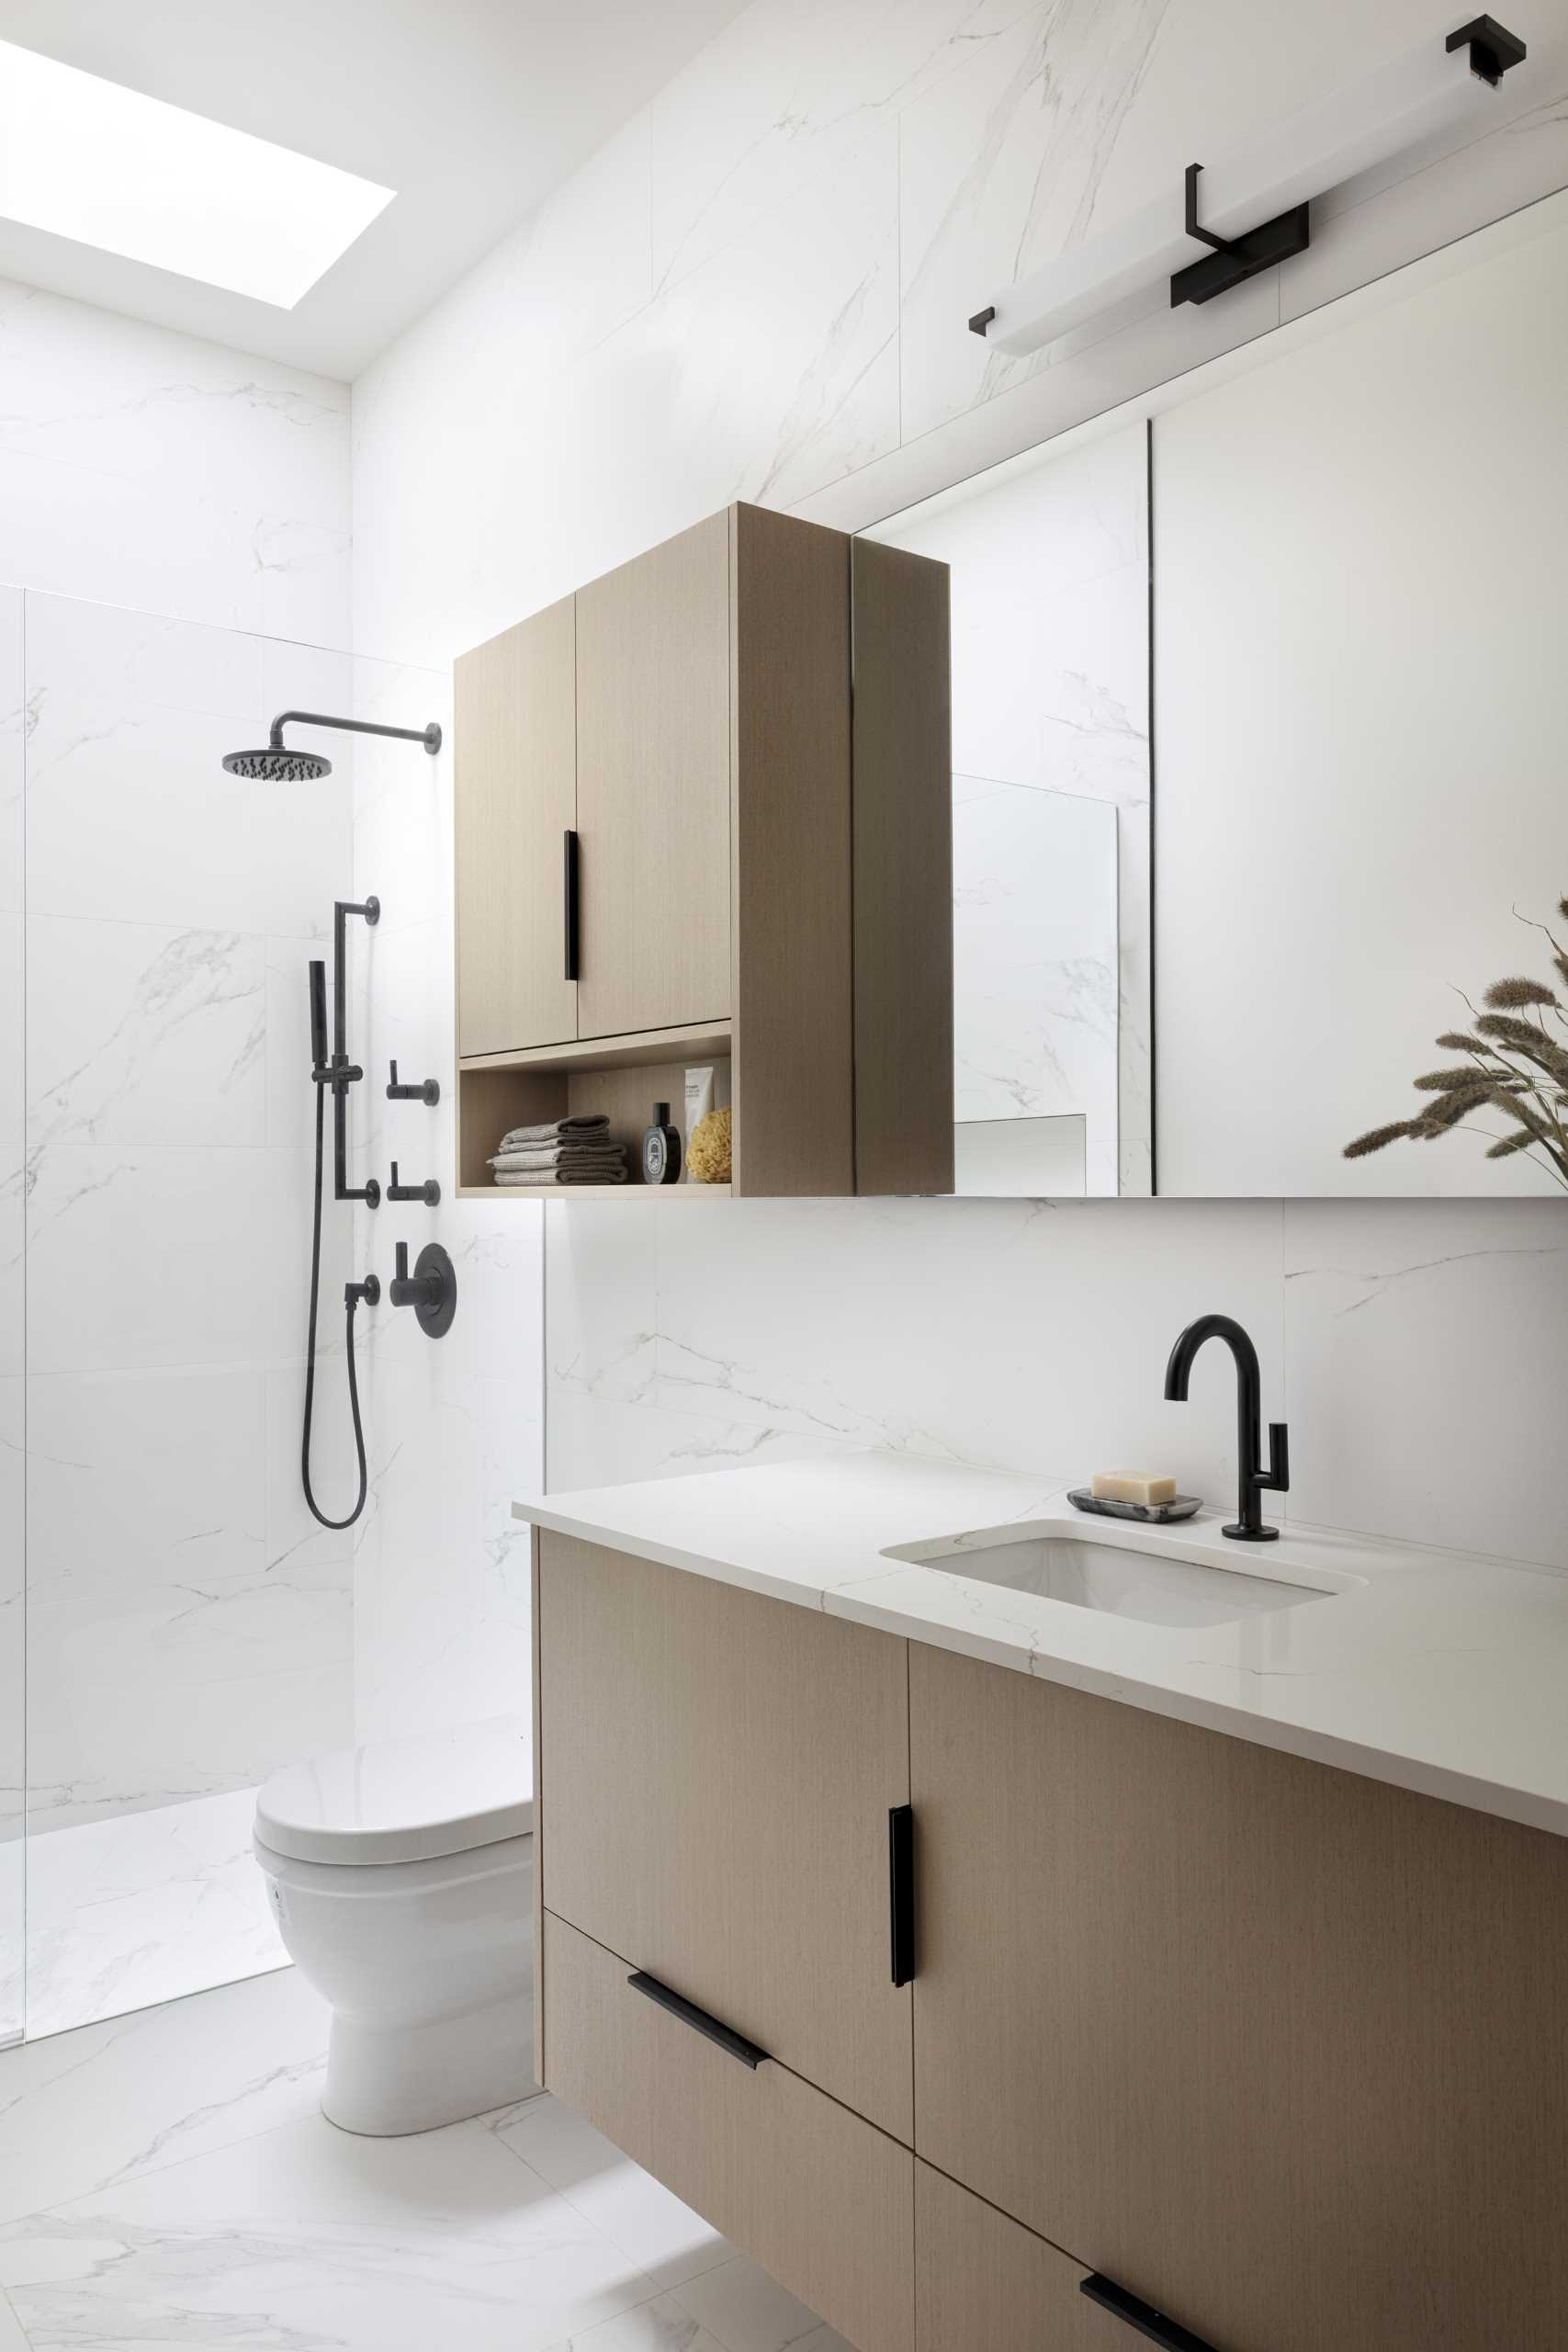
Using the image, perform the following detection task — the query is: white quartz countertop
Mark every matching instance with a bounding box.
[513,1453,1568,1841]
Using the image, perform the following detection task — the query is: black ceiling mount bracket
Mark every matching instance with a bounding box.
[967,303,997,338]
[1446,16,1527,87]
[1170,163,1311,309]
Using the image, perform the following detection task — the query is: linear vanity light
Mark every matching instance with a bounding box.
[967,14,1528,353]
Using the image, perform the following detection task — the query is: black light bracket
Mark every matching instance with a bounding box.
[967,302,997,339]
[1446,15,1527,87]
[1170,163,1311,310]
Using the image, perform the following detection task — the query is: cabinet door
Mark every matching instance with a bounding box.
[537,1533,912,2141]
[574,512,731,1038]
[454,597,577,1055]
[910,1643,1568,2352]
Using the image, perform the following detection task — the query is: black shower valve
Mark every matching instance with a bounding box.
[388,1161,441,1207]
[387,1059,440,1106]
[389,1240,457,1337]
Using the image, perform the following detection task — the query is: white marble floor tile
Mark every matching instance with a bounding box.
[0,1967,327,2224]
[0,2108,662,2351]
[490,2097,731,2297]
[0,2285,25,2349]
[25,1788,286,2039]
[541,2297,728,2352]
[671,2254,854,2352]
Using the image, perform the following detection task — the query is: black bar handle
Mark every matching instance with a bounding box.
[1080,2275,1219,2351]
[563,828,580,981]
[889,1804,915,1986]
[626,1972,768,2070]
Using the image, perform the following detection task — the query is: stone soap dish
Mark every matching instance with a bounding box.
[1068,1487,1202,1526]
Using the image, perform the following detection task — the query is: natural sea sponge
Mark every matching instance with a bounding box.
[688,1105,732,1183]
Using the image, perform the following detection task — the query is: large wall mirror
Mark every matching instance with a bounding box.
[863,195,1568,1199]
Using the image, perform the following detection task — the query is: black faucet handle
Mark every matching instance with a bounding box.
[387,1060,440,1106]
[387,1160,441,1206]
[1255,1421,1291,1495]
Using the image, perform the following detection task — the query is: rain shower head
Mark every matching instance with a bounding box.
[221,709,442,781]
[224,743,333,780]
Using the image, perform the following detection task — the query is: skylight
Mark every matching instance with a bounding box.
[0,40,394,308]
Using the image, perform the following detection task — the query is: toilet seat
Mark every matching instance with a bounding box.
[254,1714,532,1867]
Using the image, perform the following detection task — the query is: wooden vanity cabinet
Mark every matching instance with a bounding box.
[909,1641,1568,2352]
[454,503,953,1197]
[535,1537,1568,2352]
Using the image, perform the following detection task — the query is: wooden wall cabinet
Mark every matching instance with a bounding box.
[454,505,952,1198]
[533,1535,1568,2351]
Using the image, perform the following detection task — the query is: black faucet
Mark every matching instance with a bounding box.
[1164,1313,1289,1543]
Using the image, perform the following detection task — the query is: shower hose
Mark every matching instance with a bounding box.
[300,1070,370,1529]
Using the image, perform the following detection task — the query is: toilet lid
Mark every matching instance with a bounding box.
[254,1715,533,1866]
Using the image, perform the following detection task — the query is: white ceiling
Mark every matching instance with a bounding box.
[0,0,750,379]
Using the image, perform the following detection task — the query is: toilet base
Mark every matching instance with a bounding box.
[323,1989,538,2136]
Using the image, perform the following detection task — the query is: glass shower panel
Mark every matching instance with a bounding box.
[1,585,23,2045]
[20,589,355,2038]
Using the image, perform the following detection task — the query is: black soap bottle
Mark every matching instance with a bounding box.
[641,1100,682,1186]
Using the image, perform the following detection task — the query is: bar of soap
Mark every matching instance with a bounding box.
[1092,1470,1177,1507]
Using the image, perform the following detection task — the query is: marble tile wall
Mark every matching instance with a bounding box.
[348,659,544,1750]
[350,0,1568,1619]
[0,274,356,2036]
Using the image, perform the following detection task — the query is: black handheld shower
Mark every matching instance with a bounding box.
[308,957,328,1075]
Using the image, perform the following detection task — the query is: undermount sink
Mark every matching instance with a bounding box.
[889,1526,1336,1630]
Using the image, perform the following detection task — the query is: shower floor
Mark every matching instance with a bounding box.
[23,1787,286,2040]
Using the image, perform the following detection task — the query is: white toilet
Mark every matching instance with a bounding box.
[254,1714,536,2136]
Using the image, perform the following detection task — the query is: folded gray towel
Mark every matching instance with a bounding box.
[494,1164,627,1186]
[496,1115,610,1150]
[489,1143,626,1171]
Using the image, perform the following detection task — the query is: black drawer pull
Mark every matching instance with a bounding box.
[888,1804,915,1986]
[627,1971,769,2070]
[1080,2275,1218,2351]
[563,828,581,981]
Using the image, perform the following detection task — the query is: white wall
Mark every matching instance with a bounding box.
[0,273,355,2033]
[347,0,1568,1755]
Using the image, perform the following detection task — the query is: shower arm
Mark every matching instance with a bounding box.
[267,711,442,755]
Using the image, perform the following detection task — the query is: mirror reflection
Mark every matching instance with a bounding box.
[866,201,1568,1199]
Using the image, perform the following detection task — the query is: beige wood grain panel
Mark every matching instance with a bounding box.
[454,599,578,1056]
[456,1067,567,1189]
[851,538,953,1197]
[459,1021,730,1076]
[530,1532,545,2087]
[916,2165,1125,2352]
[575,514,731,1038]
[729,503,854,1197]
[538,1532,912,2141]
[545,1910,914,2352]
[910,1643,1568,2352]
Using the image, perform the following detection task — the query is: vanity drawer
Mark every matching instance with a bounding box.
[536,1532,912,2140]
[917,2164,1131,2352]
[542,1909,914,2352]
